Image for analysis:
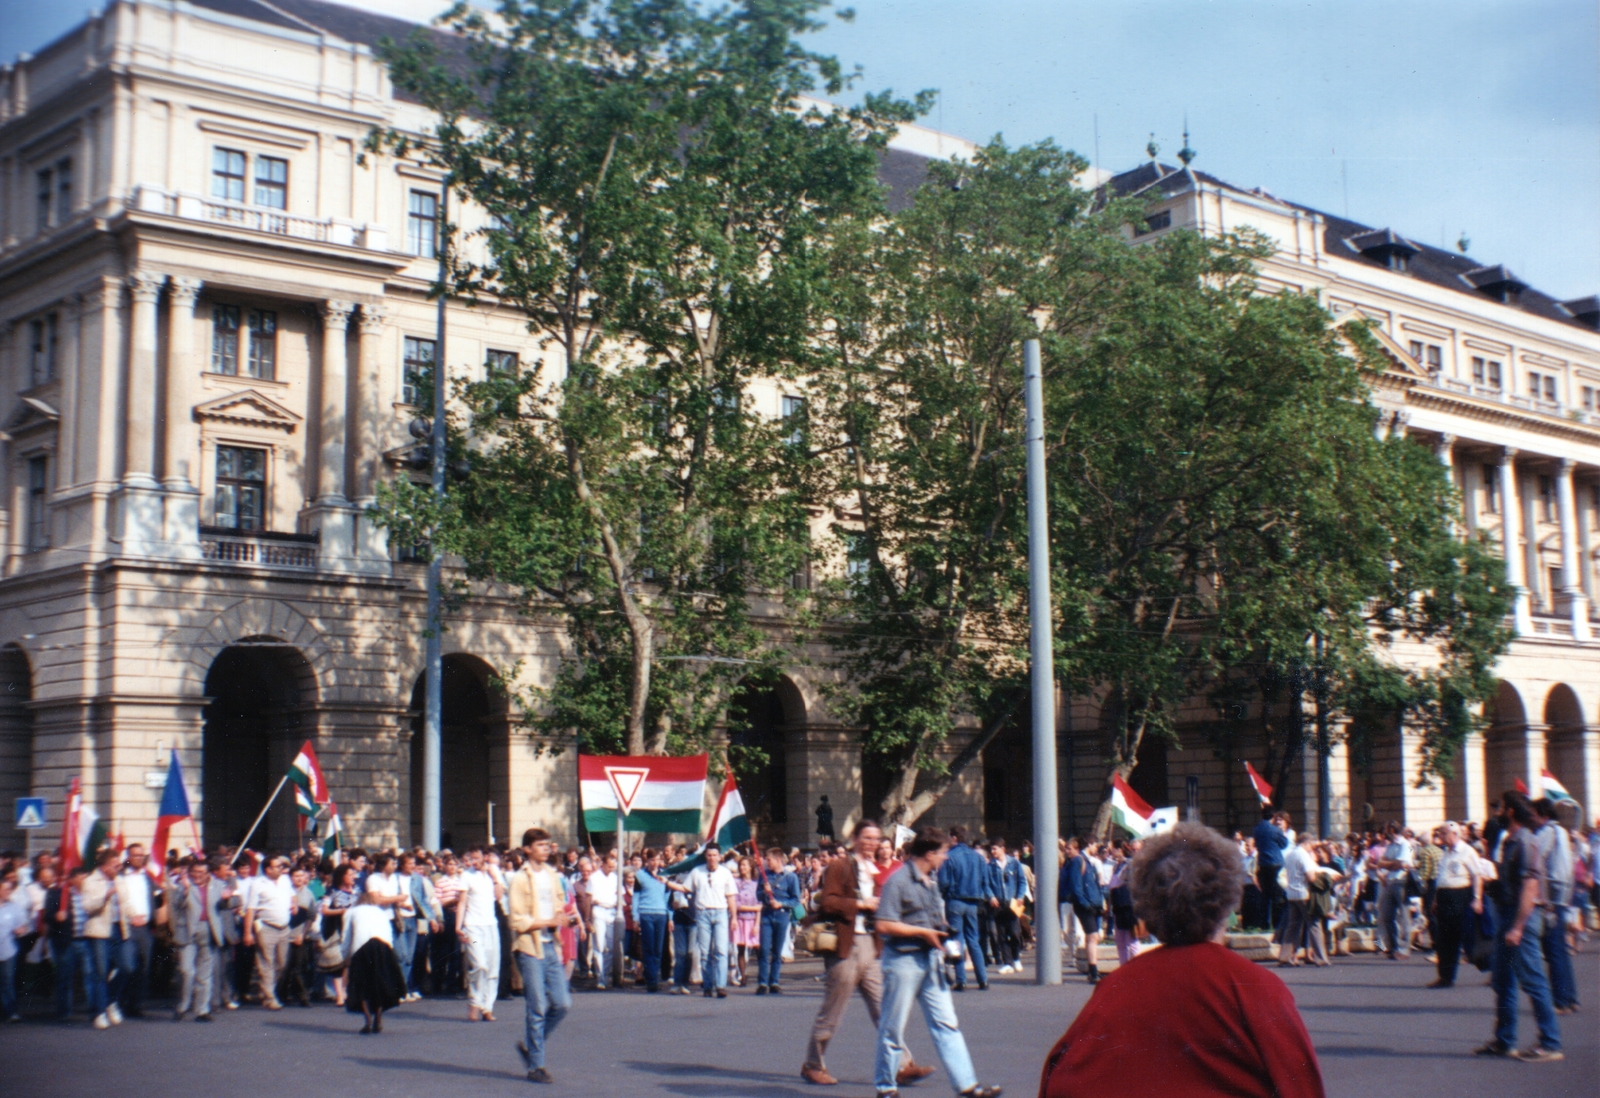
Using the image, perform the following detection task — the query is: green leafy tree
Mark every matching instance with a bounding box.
[371,0,919,756]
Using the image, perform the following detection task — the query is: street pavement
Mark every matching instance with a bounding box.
[3,948,1594,1097]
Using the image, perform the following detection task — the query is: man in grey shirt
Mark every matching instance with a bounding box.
[872,828,1001,1098]
[1476,792,1561,1062]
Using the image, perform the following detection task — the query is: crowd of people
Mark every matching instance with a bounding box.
[0,788,1594,1088]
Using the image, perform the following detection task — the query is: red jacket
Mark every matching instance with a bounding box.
[1038,941,1324,1098]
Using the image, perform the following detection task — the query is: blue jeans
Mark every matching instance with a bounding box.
[514,949,570,1071]
[638,913,668,989]
[87,938,114,1015]
[672,917,694,989]
[0,953,17,1018]
[943,899,987,987]
[695,909,730,992]
[408,929,430,995]
[758,911,790,986]
[55,939,85,1017]
[395,920,418,990]
[1540,904,1578,1009]
[1492,905,1560,1051]
[114,926,152,1013]
[875,948,977,1094]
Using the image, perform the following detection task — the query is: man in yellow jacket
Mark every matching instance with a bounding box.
[509,828,577,1084]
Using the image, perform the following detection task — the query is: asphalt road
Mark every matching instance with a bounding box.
[4,949,1594,1097]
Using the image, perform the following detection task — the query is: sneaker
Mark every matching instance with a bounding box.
[527,1068,554,1084]
[715,988,727,999]
[93,1013,110,1030]
[755,984,769,995]
[195,1013,212,1023]
[770,984,782,995]
[1473,1041,1513,1057]
[1512,1047,1564,1063]
[1554,1004,1579,1015]
[960,1087,1003,1098]
[106,1004,123,1025]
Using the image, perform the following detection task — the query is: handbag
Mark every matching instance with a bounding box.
[316,931,347,974]
[795,919,839,955]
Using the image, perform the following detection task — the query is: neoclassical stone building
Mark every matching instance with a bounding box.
[1,0,1596,857]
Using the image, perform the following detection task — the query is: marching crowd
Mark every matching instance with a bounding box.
[0,788,1595,1090]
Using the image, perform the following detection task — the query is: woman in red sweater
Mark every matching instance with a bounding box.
[1038,823,1325,1098]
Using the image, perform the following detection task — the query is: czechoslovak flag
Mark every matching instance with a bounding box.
[149,754,193,877]
[579,754,708,834]
[1244,761,1274,806]
[288,740,330,805]
[1540,770,1577,804]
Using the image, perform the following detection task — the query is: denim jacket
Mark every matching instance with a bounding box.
[758,869,801,913]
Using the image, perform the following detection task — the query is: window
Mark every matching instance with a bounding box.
[36,168,52,230]
[1426,345,1441,372]
[484,349,519,379]
[1471,356,1502,389]
[782,395,806,446]
[407,191,438,258]
[253,156,288,209]
[1583,385,1596,413]
[1527,371,1557,404]
[211,148,247,203]
[845,532,871,578]
[1482,464,1499,515]
[26,456,48,551]
[1409,340,1422,363]
[211,305,241,374]
[402,337,435,406]
[1550,566,1563,597]
[213,446,267,531]
[1136,209,1171,236]
[55,159,71,222]
[1538,475,1555,522]
[246,309,277,380]
[28,314,58,388]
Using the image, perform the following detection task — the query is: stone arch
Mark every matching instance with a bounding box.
[1544,684,1587,810]
[179,600,336,705]
[1484,680,1530,805]
[0,645,35,847]
[729,673,805,843]
[201,641,317,850]
[409,654,509,849]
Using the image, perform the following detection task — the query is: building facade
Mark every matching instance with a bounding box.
[1,0,1595,858]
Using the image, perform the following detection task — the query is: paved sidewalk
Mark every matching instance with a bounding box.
[3,949,1594,1097]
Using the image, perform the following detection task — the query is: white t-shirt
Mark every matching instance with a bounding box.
[687,865,736,910]
[1283,844,1321,902]
[1436,841,1479,890]
[368,871,412,918]
[854,857,876,934]
[587,869,619,909]
[460,869,499,928]
[533,869,559,924]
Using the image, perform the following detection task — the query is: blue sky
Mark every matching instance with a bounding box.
[4,0,1596,299]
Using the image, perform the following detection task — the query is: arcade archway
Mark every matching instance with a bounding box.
[409,655,506,850]
[202,641,314,851]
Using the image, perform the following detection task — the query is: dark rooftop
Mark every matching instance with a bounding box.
[1106,160,1594,333]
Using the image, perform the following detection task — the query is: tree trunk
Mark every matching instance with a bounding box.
[878,692,1024,826]
[1091,704,1150,841]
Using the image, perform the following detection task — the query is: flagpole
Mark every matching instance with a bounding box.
[616,804,626,989]
[233,774,289,864]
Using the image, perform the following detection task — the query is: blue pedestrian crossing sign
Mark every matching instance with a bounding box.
[14,797,46,829]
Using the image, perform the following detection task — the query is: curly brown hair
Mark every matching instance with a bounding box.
[1129,823,1243,946]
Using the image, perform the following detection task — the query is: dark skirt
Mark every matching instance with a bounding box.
[346,938,406,1013]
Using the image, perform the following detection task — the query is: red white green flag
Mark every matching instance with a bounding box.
[579,754,707,833]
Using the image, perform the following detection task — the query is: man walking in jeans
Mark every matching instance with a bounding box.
[873,827,1002,1098]
[936,827,992,991]
[510,828,574,1084]
[1374,821,1415,959]
[1532,797,1579,1014]
[667,844,737,997]
[802,820,930,1087]
[1476,791,1562,1062]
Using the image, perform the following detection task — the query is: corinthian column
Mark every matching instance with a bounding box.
[318,300,353,504]
[124,272,163,487]
[163,278,202,489]
[354,305,387,502]
[1555,458,1589,638]
[1498,448,1532,635]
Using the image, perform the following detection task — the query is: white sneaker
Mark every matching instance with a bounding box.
[107,1004,124,1025]
[93,1012,110,1030]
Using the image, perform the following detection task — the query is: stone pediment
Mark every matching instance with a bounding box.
[5,397,60,435]
[193,390,302,432]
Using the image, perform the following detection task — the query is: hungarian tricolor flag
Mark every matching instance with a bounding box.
[707,770,751,849]
[149,754,193,877]
[58,777,106,874]
[1109,774,1157,837]
[288,740,329,805]
[579,754,707,833]
[321,801,343,856]
[1539,770,1576,804]
[1244,761,1274,806]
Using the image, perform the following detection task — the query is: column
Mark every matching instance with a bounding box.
[123,273,163,486]
[1435,434,1457,533]
[1522,724,1548,799]
[1497,448,1532,634]
[119,272,165,555]
[351,305,391,572]
[1554,458,1589,638]
[160,277,203,557]
[318,300,353,504]
[1578,477,1595,606]
[162,278,201,489]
